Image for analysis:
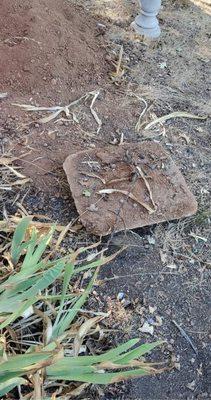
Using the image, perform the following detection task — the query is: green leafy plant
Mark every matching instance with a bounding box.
[0,218,166,398]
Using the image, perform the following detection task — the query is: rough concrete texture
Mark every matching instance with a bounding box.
[63,141,198,236]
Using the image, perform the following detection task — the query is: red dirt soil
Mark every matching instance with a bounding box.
[0,0,108,103]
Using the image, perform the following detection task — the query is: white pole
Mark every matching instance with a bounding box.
[131,0,161,39]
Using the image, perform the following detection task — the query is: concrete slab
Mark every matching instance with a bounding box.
[63,142,198,236]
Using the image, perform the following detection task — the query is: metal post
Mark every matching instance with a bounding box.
[131,0,161,39]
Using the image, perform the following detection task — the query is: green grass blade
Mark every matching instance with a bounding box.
[47,368,151,384]
[47,339,139,368]
[20,228,37,270]
[11,217,31,264]
[0,275,39,301]
[0,372,24,385]
[52,270,97,339]
[47,365,95,377]
[0,377,27,397]
[21,227,54,270]
[74,250,124,275]
[114,341,164,365]
[0,298,35,329]
[74,258,105,274]
[17,261,64,301]
[0,297,22,314]
[0,261,43,290]
[0,275,39,305]
[53,262,74,327]
[0,262,64,327]
[0,352,52,373]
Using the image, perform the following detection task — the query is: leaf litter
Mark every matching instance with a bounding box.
[12,90,102,133]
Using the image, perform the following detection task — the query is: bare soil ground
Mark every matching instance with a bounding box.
[0,0,211,399]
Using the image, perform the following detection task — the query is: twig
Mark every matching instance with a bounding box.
[99,188,155,214]
[134,96,148,132]
[116,45,123,76]
[89,90,102,134]
[172,320,198,354]
[136,166,157,211]
[81,172,106,185]
[127,93,148,132]
[144,111,207,130]
[12,90,102,133]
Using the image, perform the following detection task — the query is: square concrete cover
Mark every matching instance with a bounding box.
[63,142,197,236]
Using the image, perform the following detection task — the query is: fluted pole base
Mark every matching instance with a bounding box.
[131,0,161,39]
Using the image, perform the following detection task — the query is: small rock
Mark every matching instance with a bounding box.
[154,315,163,326]
[117,292,125,301]
[167,344,173,352]
[147,317,155,324]
[174,362,181,371]
[86,253,97,262]
[166,263,177,269]
[139,321,154,336]
[159,61,167,69]
[147,235,156,245]
[83,189,91,197]
[123,299,131,308]
[186,381,195,391]
[197,363,203,376]
[149,305,157,314]
[88,203,98,212]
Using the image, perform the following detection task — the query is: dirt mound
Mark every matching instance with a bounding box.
[0,0,108,102]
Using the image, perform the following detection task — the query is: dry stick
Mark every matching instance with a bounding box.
[12,90,102,133]
[81,171,106,185]
[116,45,123,76]
[99,188,155,214]
[105,170,141,249]
[89,90,102,133]
[136,165,157,211]
[144,111,207,130]
[33,372,42,400]
[172,320,198,355]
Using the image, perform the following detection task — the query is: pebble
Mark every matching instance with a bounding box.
[167,344,173,352]
[117,292,125,301]
[186,381,196,391]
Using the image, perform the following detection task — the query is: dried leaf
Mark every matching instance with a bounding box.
[10,178,31,186]
[130,94,148,132]
[136,166,157,211]
[116,45,123,76]
[144,111,207,130]
[3,164,26,179]
[99,188,155,214]
[67,383,90,397]
[89,90,102,134]
[149,305,157,314]
[38,110,62,124]
[139,322,154,336]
